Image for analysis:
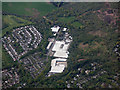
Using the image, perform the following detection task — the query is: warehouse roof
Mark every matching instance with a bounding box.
[63,28,67,31]
[54,51,68,58]
[51,26,60,32]
[52,41,70,58]
[52,41,69,52]
[50,65,65,73]
[50,58,67,73]
[47,41,52,50]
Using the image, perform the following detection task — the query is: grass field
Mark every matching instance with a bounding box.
[57,16,75,23]
[58,17,84,29]
[3,2,57,16]
[72,21,83,28]
[2,15,32,36]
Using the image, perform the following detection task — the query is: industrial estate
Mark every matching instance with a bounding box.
[2,25,72,79]
[47,26,72,75]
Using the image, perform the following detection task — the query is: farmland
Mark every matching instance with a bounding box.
[2,15,32,36]
[3,2,58,16]
[57,16,75,23]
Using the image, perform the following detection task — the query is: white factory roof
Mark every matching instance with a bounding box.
[50,58,67,73]
[52,41,70,58]
[63,28,67,31]
[54,51,68,58]
[47,42,52,50]
[51,58,67,66]
[50,65,65,73]
[65,38,72,43]
[51,26,60,32]
[52,41,69,52]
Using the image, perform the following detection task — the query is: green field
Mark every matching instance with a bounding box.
[3,2,57,16]
[72,21,83,28]
[2,15,32,36]
[57,16,75,23]
[57,17,84,29]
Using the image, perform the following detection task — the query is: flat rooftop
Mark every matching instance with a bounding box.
[52,41,70,58]
[52,41,69,51]
[50,58,67,73]
[50,65,65,73]
[54,51,68,58]
[51,26,60,33]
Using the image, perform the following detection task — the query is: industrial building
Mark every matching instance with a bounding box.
[51,26,60,33]
[47,26,72,74]
[52,41,70,58]
[49,58,67,73]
